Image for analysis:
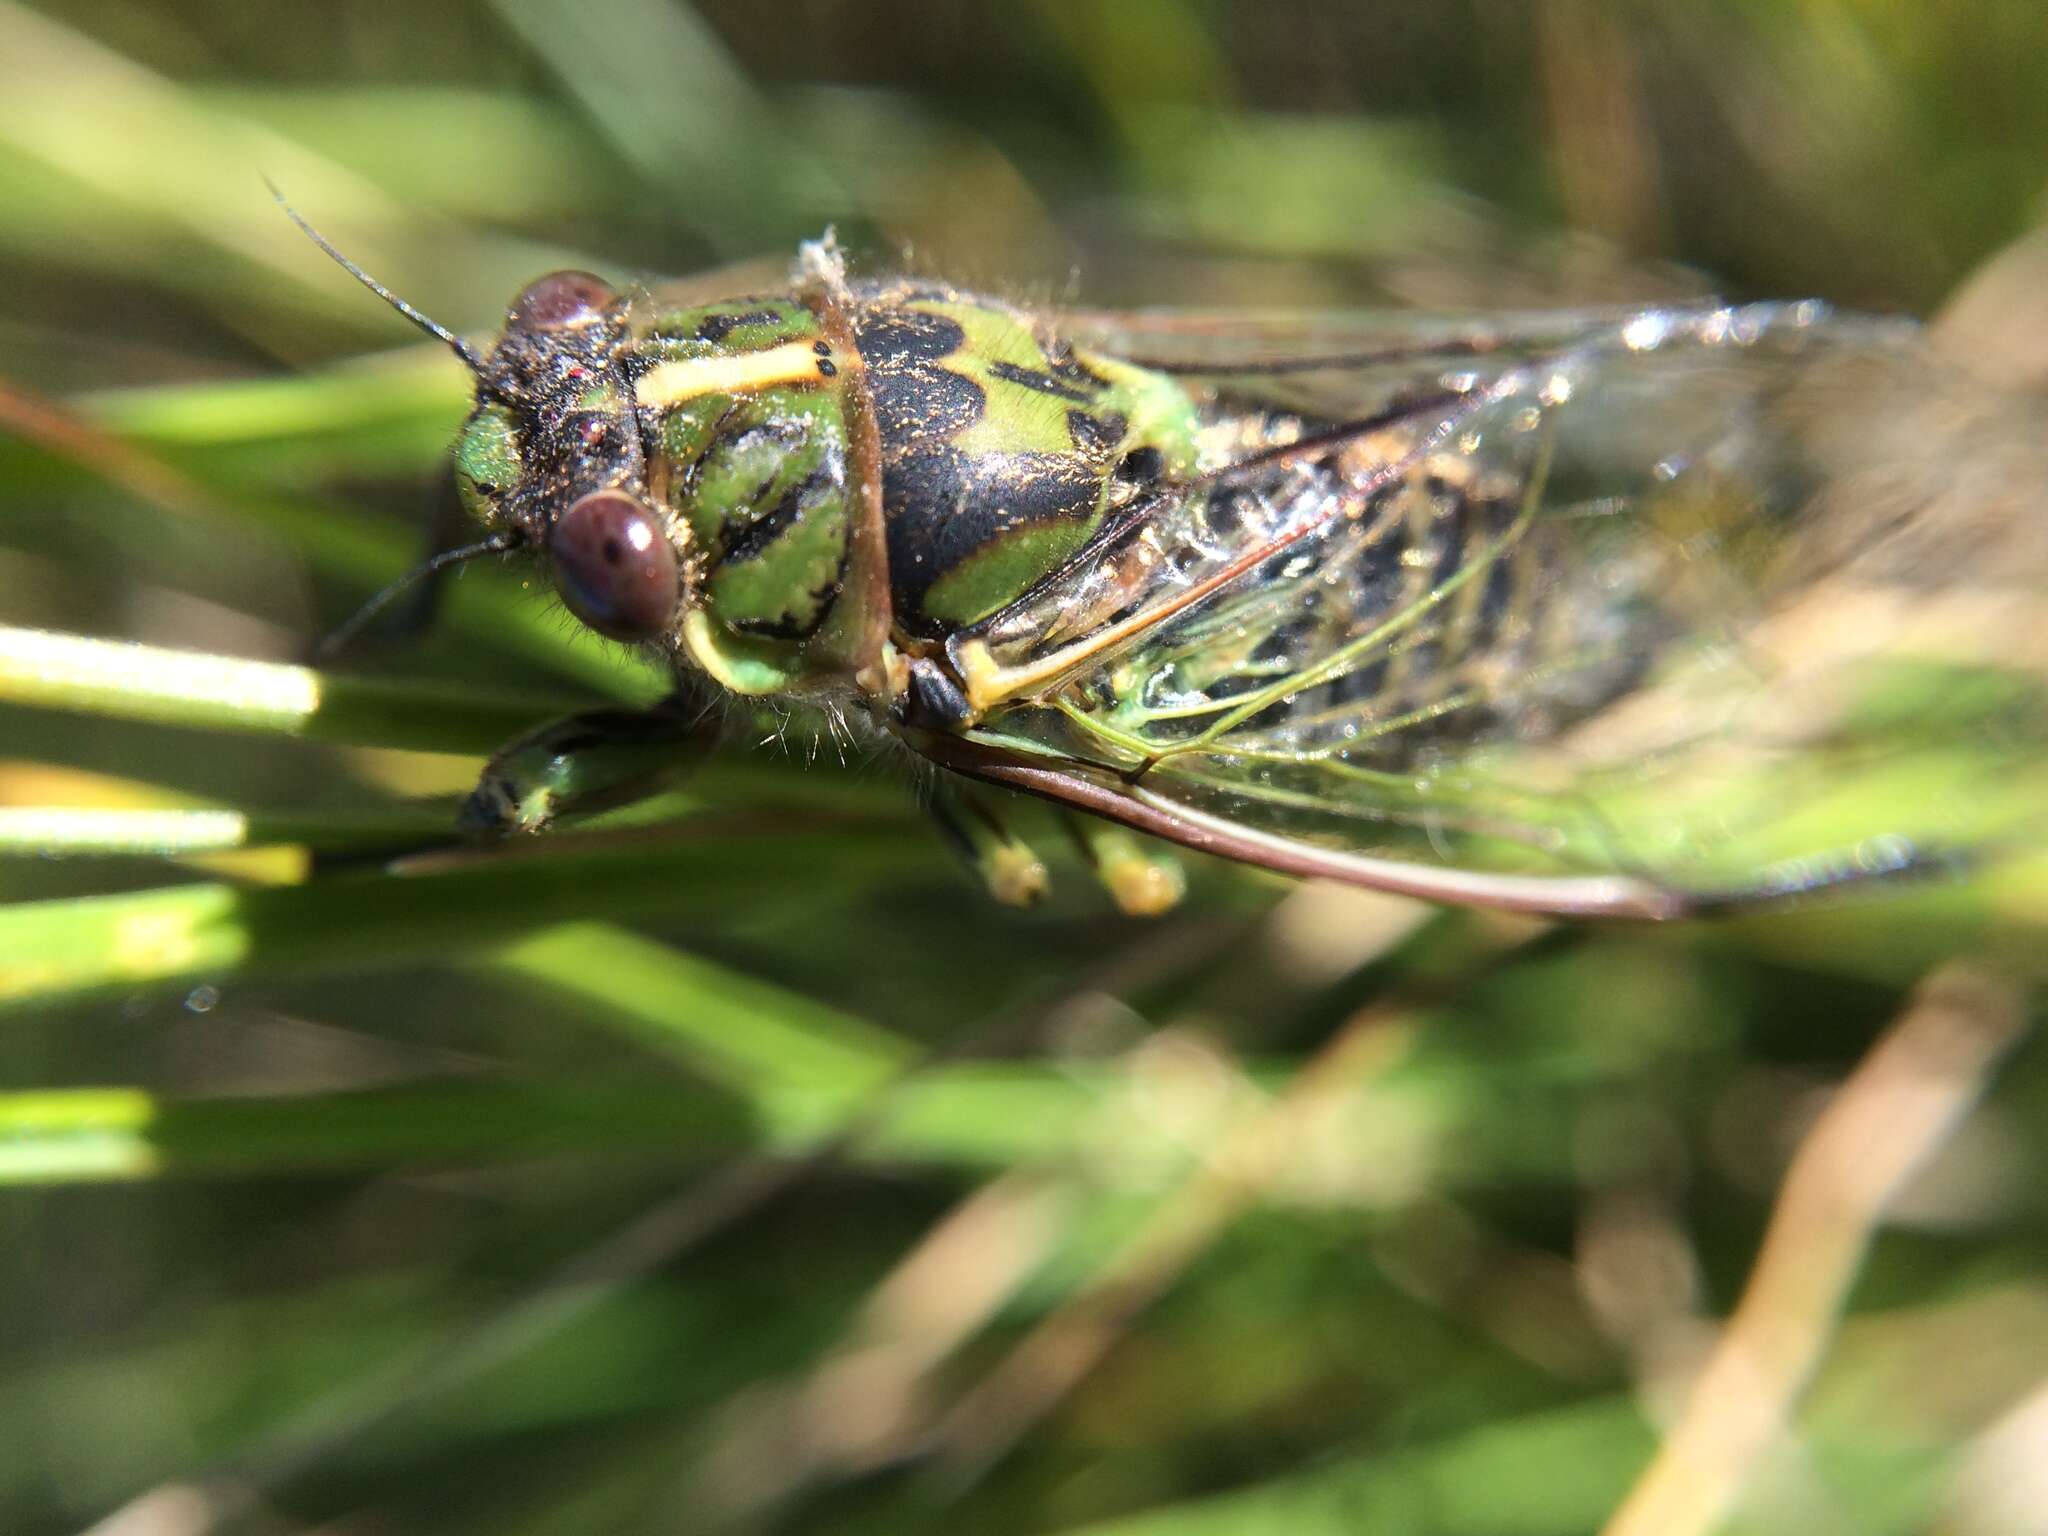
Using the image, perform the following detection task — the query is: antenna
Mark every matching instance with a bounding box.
[267,179,488,374]
[317,530,522,660]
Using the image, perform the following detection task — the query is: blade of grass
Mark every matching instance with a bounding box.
[0,380,666,699]
[81,343,469,487]
[486,923,918,1102]
[0,817,930,1010]
[1601,966,2029,1536]
[0,625,578,752]
[0,1,574,338]
[0,1081,753,1182]
[0,804,453,857]
[1055,1395,1657,1536]
[488,0,833,252]
[0,1062,1119,1185]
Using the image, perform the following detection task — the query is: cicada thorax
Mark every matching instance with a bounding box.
[845,283,1201,639]
[625,282,1203,699]
[628,295,887,694]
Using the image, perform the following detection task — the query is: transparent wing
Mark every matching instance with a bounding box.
[1056,304,1651,418]
[936,304,2048,914]
[634,255,814,312]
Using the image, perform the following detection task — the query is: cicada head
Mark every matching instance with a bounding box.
[457,268,877,694]
[270,196,693,656]
[456,270,687,646]
[281,198,876,684]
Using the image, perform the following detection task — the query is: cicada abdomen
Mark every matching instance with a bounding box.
[944,302,2048,914]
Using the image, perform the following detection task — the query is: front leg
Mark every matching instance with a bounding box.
[461,693,715,836]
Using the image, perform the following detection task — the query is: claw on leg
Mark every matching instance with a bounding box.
[1064,816,1185,916]
[463,700,711,837]
[928,789,1051,908]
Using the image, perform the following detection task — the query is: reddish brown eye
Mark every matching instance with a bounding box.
[549,489,678,641]
[508,270,616,332]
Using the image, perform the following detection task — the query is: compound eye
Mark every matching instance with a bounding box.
[549,489,678,641]
[508,270,616,332]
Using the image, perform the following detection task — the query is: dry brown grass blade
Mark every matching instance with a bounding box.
[928,1002,1421,1484]
[1601,965,2031,1536]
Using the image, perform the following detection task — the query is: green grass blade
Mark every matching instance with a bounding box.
[0,1063,1103,1185]
[0,820,931,1010]
[0,804,453,857]
[0,625,575,751]
[0,1082,755,1183]
[488,923,918,1101]
[1058,1397,1655,1536]
[0,383,666,699]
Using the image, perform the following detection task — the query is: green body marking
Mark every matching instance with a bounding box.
[849,285,1201,635]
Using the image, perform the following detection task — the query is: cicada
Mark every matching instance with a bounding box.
[296,213,2048,920]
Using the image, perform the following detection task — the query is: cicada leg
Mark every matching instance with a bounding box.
[460,693,715,837]
[1062,814,1186,917]
[926,786,1051,908]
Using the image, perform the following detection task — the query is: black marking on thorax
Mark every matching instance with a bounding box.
[987,359,1093,403]
[850,300,1119,633]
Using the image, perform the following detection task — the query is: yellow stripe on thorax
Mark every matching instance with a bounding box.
[633,342,825,408]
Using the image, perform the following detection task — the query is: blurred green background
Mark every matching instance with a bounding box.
[3,3,2048,1534]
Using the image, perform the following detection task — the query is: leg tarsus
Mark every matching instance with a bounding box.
[1063,814,1185,916]
[927,787,1051,908]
